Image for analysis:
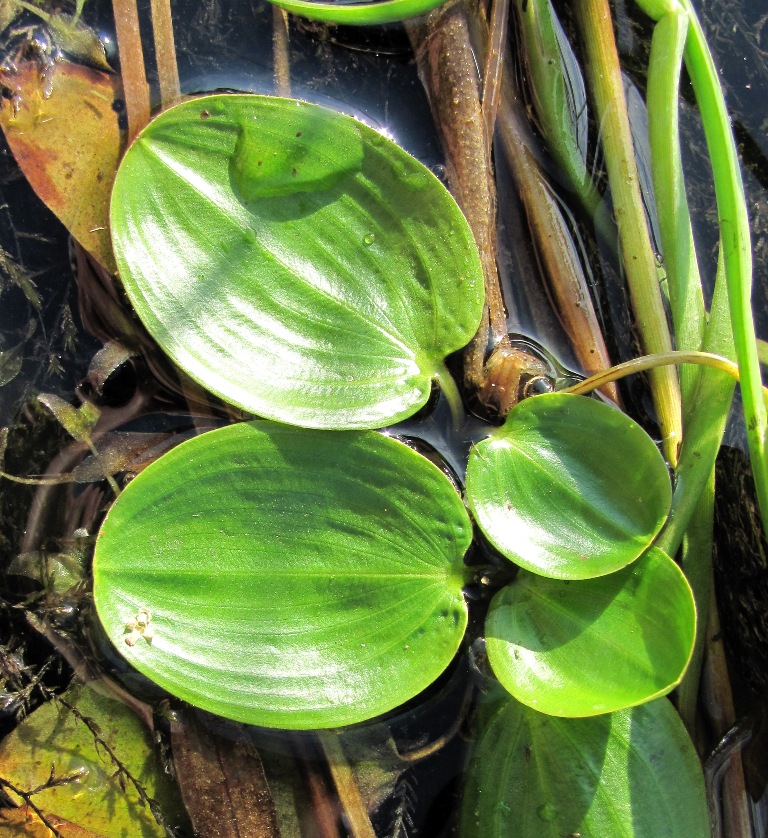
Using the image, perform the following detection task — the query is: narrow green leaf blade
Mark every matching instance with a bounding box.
[466,393,672,579]
[485,547,696,716]
[460,695,710,838]
[93,422,471,729]
[110,94,484,429]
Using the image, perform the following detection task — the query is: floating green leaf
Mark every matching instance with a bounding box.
[485,547,696,716]
[263,0,449,25]
[460,695,709,837]
[110,94,483,430]
[466,393,671,579]
[93,421,472,729]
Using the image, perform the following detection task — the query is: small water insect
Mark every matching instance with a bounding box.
[124,606,154,646]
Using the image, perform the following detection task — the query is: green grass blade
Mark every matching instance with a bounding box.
[645,7,706,405]
[679,0,768,531]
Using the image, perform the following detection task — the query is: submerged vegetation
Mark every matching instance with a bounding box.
[0,0,766,835]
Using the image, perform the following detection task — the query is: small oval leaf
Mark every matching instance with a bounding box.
[93,422,471,729]
[110,94,484,429]
[460,695,710,838]
[485,547,696,716]
[466,393,671,579]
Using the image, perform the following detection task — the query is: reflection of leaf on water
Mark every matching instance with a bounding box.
[0,319,35,387]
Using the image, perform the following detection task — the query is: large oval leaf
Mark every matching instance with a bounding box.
[110,94,484,429]
[92,422,472,729]
[485,547,696,716]
[460,695,710,837]
[465,393,671,579]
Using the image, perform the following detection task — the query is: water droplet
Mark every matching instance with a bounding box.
[363,232,376,246]
[537,803,558,822]
[430,163,447,181]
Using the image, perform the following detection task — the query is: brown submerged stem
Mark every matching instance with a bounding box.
[480,0,509,161]
[702,589,753,838]
[406,2,509,390]
[149,0,180,106]
[467,3,621,405]
[112,0,150,142]
[273,7,291,97]
[319,732,377,838]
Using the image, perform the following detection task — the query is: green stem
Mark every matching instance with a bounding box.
[574,0,682,466]
[435,365,466,431]
[561,349,760,401]
[675,470,714,733]
[645,7,706,406]
[678,0,768,533]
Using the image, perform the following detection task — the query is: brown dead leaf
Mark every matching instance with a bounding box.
[0,58,122,273]
[0,807,106,837]
[171,710,282,838]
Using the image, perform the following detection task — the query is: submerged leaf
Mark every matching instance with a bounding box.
[110,94,484,429]
[460,695,709,837]
[170,710,281,838]
[485,547,696,716]
[0,807,102,836]
[466,393,671,579]
[37,394,99,443]
[516,0,593,203]
[0,682,185,837]
[93,422,472,729]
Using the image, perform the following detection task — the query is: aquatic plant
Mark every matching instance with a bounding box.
[94,92,707,834]
[0,0,763,833]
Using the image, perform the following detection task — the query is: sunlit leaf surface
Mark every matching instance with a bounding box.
[93,421,472,728]
[485,548,696,716]
[110,94,484,429]
[466,393,671,579]
[460,695,710,837]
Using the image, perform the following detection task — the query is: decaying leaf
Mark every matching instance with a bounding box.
[37,394,99,442]
[0,806,104,837]
[0,58,121,272]
[170,709,282,838]
[0,681,187,836]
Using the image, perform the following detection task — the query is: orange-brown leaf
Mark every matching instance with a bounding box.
[0,59,122,273]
